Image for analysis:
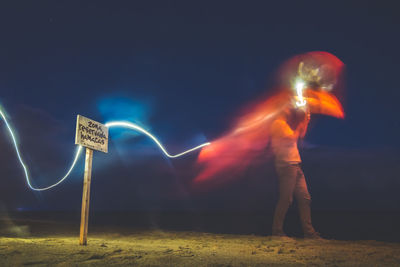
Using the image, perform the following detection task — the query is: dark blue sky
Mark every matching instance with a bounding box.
[0,1,399,211]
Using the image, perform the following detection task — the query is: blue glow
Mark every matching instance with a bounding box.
[98,96,151,139]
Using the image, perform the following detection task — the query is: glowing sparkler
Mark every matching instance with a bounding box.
[295,78,307,107]
[0,105,210,191]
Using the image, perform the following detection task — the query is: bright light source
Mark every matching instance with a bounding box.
[294,79,307,107]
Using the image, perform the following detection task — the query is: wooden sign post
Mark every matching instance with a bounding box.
[75,115,108,245]
[79,148,93,245]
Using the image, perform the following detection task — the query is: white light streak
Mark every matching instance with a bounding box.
[105,121,210,158]
[0,107,84,191]
[0,106,210,191]
[295,79,307,107]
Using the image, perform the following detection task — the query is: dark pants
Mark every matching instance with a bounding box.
[272,163,315,235]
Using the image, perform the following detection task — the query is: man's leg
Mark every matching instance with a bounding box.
[293,166,320,238]
[272,163,298,235]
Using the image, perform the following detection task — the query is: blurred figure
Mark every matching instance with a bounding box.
[270,104,321,239]
[194,51,345,189]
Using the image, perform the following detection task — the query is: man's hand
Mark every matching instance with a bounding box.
[297,109,310,138]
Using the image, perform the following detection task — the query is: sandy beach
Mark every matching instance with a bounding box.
[1,216,400,267]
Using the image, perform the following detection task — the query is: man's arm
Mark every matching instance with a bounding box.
[270,112,310,140]
[270,119,299,140]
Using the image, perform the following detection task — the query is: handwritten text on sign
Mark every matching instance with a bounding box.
[75,115,109,153]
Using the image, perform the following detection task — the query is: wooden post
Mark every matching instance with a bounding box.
[79,148,93,245]
[76,115,108,245]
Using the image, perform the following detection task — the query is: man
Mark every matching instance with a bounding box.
[270,104,321,239]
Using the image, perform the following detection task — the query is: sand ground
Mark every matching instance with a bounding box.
[1,222,400,267]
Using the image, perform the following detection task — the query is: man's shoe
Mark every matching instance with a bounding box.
[271,230,294,241]
[272,229,287,237]
[304,231,323,240]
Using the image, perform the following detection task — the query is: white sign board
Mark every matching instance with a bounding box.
[75,115,109,153]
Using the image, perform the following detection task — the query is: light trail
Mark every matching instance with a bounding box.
[0,107,84,191]
[105,121,210,158]
[0,105,210,191]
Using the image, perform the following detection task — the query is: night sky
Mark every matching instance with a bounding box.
[0,1,399,212]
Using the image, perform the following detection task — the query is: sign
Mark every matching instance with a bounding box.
[75,115,109,245]
[75,115,109,153]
